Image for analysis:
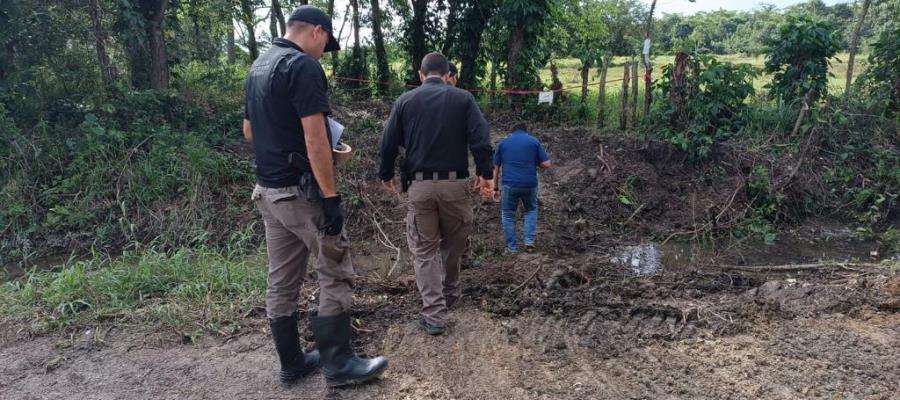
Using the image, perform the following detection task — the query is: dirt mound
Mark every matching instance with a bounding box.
[532,128,751,252]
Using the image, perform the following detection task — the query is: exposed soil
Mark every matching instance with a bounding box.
[2,106,899,399]
[2,258,898,399]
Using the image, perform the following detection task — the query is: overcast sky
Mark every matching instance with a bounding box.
[649,0,847,15]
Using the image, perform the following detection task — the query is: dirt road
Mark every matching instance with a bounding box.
[3,256,898,399]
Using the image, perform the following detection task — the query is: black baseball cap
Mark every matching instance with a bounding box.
[288,5,340,52]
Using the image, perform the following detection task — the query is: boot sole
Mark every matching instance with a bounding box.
[279,366,321,386]
[325,362,388,388]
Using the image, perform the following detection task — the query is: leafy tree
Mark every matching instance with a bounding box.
[597,0,645,56]
[764,14,841,101]
[855,23,900,114]
[499,0,556,90]
[657,52,759,160]
[558,0,608,103]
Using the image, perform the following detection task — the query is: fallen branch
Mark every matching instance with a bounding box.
[510,255,546,294]
[597,145,613,173]
[371,214,402,279]
[717,262,887,273]
[622,203,645,227]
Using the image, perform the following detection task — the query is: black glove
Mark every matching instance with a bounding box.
[320,195,344,236]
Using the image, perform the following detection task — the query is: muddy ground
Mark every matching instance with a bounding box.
[2,113,899,399]
[2,258,898,399]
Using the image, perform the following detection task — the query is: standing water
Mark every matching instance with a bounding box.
[611,222,891,276]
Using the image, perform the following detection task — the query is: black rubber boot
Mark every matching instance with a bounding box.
[309,312,388,387]
[270,312,320,385]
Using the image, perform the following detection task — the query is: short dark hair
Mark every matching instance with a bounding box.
[513,122,528,132]
[287,20,313,31]
[420,52,449,76]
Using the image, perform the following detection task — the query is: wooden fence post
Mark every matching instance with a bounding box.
[642,0,658,116]
[631,59,639,126]
[597,56,609,127]
[620,62,630,130]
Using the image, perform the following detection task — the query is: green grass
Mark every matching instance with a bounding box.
[0,244,267,335]
[542,52,867,93]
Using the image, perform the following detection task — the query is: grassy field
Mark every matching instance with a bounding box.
[540,52,868,97]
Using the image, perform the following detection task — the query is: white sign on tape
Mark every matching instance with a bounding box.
[642,39,651,56]
[538,91,554,105]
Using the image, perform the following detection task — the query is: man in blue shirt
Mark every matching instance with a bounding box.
[492,123,551,254]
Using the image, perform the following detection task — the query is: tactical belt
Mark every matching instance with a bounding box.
[412,171,470,181]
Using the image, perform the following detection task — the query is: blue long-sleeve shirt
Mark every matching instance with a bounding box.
[493,130,549,188]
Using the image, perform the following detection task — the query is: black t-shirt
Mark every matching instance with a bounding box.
[244,38,332,188]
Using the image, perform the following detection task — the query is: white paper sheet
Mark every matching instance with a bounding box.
[328,117,344,149]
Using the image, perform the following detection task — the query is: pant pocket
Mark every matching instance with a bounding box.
[319,232,350,265]
[269,192,298,204]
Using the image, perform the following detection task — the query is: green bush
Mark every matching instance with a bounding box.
[854,24,900,115]
[656,52,759,160]
[745,165,782,242]
[764,14,841,102]
[0,87,254,265]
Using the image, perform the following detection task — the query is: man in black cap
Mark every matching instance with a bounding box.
[447,62,458,87]
[243,5,387,388]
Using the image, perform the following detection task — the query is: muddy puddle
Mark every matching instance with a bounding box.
[612,222,892,276]
[1,254,73,282]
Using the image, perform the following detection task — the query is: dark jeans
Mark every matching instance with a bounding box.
[500,185,538,253]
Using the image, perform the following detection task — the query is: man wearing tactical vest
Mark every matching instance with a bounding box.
[242,5,387,388]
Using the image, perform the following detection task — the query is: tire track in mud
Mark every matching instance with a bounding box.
[473,254,898,362]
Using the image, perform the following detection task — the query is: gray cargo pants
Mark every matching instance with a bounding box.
[406,176,473,327]
[253,184,355,319]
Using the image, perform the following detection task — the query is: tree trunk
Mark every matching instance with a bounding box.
[409,0,428,85]
[597,56,609,127]
[0,42,12,82]
[458,27,484,89]
[88,0,116,86]
[0,7,12,82]
[272,0,286,37]
[227,22,236,64]
[146,0,169,90]
[580,62,589,104]
[240,0,258,61]
[506,24,526,89]
[371,0,390,93]
[335,3,350,76]
[631,59,638,124]
[845,0,872,97]
[457,2,494,90]
[642,0,657,116]
[124,36,150,89]
[489,53,499,109]
[350,0,360,51]
[670,52,690,129]
[270,10,279,41]
[620,63,630,130]
[327,0,336,76]
[441,0,459,57]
